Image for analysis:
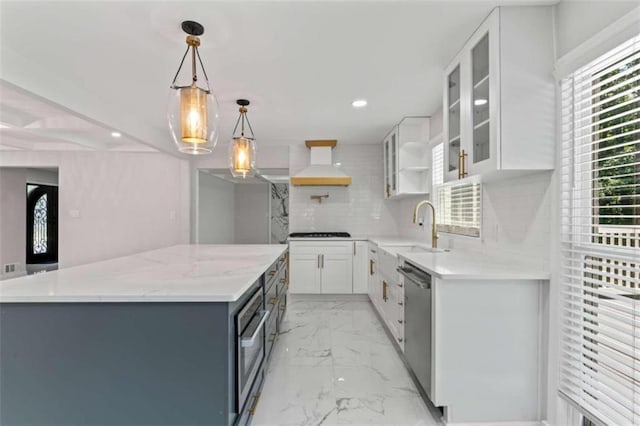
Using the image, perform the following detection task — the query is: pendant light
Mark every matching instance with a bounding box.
[168,21,220,155]
[229,99,257,178]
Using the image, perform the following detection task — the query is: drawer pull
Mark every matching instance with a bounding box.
[398,302,403,306]
[280,278,286,283]
[268,333,278,343]
[268,297,278,305]
[268,271,276,276]
[397,337,403,343]
[397,283,403,288]
[397,320,404,324]
[279,305,286,311]
[248,392,261,415]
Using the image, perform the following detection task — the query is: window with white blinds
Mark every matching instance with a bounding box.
[559,34,640,426]
[435,180,481,237]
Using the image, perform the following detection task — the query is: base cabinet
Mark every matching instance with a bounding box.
[352,241,368,294]
[289,242,353,294]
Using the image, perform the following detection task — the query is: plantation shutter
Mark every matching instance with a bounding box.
[435,180,481,237]
[559,34,640,425]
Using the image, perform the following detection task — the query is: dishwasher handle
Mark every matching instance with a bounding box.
[397,267,431,289]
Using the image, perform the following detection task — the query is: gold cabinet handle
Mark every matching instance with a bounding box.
[386,183,391,198]
[397,337,403,343]
[397,319,404,324]
[268,270,276,276]
[268,297,278,305]
[370,259,374,275]
[458,149,468,179]
[280,278,286,283]
[398,301,403,306]
[279,304,286,311]
[353,241,356,256]
[382,281,388,302]
[397,283,403,288]
[268,333,278,343]
[248,392,262,415]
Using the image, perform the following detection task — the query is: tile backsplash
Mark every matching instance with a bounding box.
[289,143,399,236]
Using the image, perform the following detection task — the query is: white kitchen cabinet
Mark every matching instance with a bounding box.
[352,241,368,294]
[430,276,543,424]
[367,243,380,308]
[289,253,322,293]
[443,7,554,182]
[383,117,431,198]
[289,242,353,294]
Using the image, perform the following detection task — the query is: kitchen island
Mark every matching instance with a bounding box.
[0,244,288,426]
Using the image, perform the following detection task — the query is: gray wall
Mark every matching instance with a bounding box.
[197,171,236,244]
[234,183,270,244]
[0,168,28,279]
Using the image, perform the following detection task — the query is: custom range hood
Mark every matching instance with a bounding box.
[290,140,352,186]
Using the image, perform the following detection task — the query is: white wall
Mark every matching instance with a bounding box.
[26,168,58,186]
[235,183,270,244]
[554,0,639,59]
[197,171,236,244]
[0,151,190,268]
[289,143,400,236]
[0,168,27,278]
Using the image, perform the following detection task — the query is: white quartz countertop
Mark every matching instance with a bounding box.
[0,244,287,303]
[287,235,420,244]
[399,251,549,280]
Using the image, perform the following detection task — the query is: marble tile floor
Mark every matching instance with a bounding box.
[253,295,442,426]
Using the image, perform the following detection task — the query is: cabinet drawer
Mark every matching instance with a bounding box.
[289,241,352,255]
[265,310,278,360]
[237,367,265,426]
[378,248,399,280]
[265,278,278,311]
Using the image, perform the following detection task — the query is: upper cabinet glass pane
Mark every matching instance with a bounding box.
[471,33,490,164]
[448,65,461,172]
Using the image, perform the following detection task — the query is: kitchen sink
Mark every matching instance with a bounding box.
[379,245,450,257]
[403,246,450,253]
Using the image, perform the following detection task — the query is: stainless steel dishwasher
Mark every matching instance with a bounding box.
[398,262,432,397]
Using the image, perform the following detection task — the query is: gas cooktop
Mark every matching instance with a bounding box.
[289,232,351,238]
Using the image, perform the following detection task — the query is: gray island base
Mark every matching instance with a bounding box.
[0,244,289,426]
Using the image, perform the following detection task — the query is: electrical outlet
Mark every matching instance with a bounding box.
[4,263,16,273]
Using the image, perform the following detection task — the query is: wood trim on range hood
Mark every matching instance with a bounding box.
[290,176,352,186]
[291,139,351,186]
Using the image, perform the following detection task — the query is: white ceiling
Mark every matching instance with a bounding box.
[0,81,157,152]
[0,0,556,157]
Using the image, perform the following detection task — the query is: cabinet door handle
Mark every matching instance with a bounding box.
[370,259,374,275]
[458,149,468,179]
[397,319,404,324]
[318,254,321,269]
[280,278,286,283]
[248,392,262,415]
[397,337,403,343]
[353,241,356,256]
[382,281,388,302]
[398,301,404,306]
[268,297,278,305]
[397,283,403,288]
[386,183,390,198]
[321,254,324,268]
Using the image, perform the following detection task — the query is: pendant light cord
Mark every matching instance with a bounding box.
[232,110,255,139]
[170,45,212,93]
[170,45,191,88]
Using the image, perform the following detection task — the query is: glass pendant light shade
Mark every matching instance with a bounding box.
[167,21,219,155]
[229,136,256,178]
[168,86,219,154]
[229,99,257,178]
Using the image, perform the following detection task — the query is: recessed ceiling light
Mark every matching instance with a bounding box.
[352,99,367,108]
[474,99,488,106]
[111,131,122,138]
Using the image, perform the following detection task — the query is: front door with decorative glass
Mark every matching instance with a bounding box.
[26,184,58,264]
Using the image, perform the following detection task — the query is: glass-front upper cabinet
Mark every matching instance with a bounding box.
[383,128,398,198]
[471,33,490,165]
[441,7,555,183]
[447,65,461,173]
